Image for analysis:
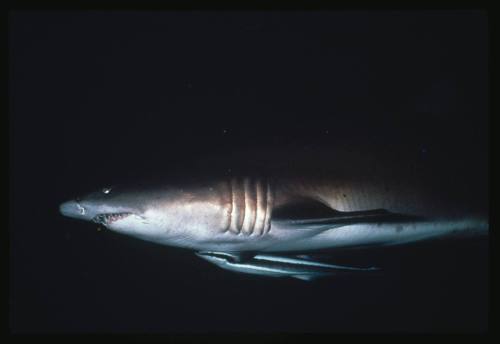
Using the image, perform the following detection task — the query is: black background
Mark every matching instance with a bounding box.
[9,11,488,333]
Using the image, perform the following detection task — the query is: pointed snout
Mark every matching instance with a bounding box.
[59,200,87,219]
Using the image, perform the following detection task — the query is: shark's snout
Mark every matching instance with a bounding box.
[59,200,87,219]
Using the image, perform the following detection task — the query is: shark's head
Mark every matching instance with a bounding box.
[60,186,135,223]
[59,180,235,248]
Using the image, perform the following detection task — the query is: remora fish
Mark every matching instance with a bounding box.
[59,144,488,277]
[195,252,379,281]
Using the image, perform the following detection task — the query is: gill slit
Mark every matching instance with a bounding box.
[226,179,233,233]
[264,180,272,234]
[249,179,257,234]
[241,178,247,233]
[261,180,268,236]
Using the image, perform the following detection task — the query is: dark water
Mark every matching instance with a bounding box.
[9,11,489,333]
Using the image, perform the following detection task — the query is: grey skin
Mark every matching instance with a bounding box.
[59,145,488,278]
[59,176,487,253]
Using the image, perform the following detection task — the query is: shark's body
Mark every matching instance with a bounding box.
[59,145,488,280]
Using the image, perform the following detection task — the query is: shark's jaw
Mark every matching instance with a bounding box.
[91,212,133,226]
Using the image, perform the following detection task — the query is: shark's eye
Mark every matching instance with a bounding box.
[102,188,111,194]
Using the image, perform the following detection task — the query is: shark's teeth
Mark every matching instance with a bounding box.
[92,212,132,225]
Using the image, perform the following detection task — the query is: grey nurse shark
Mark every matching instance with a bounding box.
[59,144,488,281]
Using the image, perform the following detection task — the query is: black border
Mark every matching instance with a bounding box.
[4,0,496,341]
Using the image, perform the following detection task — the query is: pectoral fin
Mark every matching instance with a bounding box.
[273,198,423,230]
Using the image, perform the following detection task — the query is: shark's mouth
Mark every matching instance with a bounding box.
[92,212,132,225]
